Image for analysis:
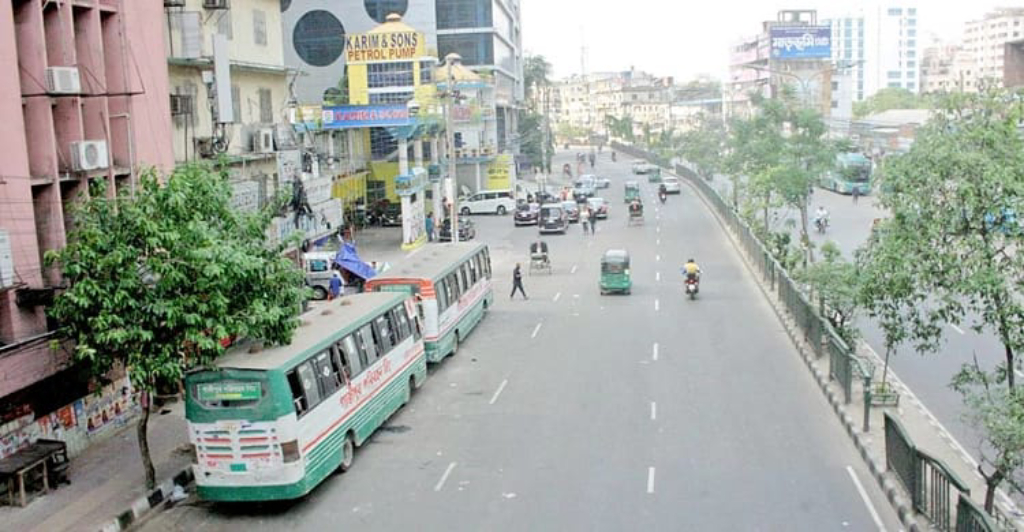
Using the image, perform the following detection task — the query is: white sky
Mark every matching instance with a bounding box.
[522,1,1013,81]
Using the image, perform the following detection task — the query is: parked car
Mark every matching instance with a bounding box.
[584,174,611,189]
[514,202,541,226]
[459,190,515,215]
[538,204,569,234]
[573,183,596,202]
[632,162,658,175]
[661,176,682,194]
[561,201,580,223]
[587,197,609,219]
[439,218,476,241]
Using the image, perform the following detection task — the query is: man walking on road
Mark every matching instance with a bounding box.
[511,263,527,299]
[852,187,861,204]
[580,207,590,235]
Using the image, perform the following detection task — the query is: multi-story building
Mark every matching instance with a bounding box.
[0,0,172,455]
[963,7,1024,88]
[864,4,920,94]
[825,14,867,101]
[165,0,341,250]
[921,43,977,93]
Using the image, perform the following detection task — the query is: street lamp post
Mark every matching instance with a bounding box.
[444,53,460,244]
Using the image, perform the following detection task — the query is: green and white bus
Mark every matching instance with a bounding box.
[365,243,493,362]
[185,292,427,502]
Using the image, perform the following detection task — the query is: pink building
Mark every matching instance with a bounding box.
[0,0,172,416]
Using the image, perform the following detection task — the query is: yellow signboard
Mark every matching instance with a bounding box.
[486,154,512,191]
[346,31,425,62]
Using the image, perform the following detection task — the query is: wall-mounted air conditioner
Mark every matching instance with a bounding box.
[45,67,81,95]
[70,140,109,172]
[254,128,274,153]
[169,94,193,116]
[203,0,229,9]
[164,0,186,7]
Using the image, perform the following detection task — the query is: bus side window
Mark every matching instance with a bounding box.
[374,315,395,353]
[358,324,379,363]
[482,248,492,278]
[314,350,341,395]
[436,280,448,313]
[392,307,411,341]
[337,335,363,377]
[468,257,478,283]
[289,362,322,417]
[448,273,461,301]
[460,264,470,291]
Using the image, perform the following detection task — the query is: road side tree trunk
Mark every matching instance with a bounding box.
[137,391,156,490]
[983,466,1004,514]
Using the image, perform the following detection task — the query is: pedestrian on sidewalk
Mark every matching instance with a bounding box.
[852,187,861,204]
[580,206,591,236]
[425,212,435,242]
[328,269,343,300]
[511,263,527,299]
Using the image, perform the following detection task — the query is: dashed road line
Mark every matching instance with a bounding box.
[656,254,661,262]
[570,264,578,274]
[647,467,656,494]
[949,323,965,335]
[846,465,886,532]
[435,462,457,492]
[489,379,508,405]
[656,238,661,246]
[553,292,561,302]
[650,402,657,420]
[653,343,659,361]
[654,299,660,312]
[531,322,543,339]
[656,272,661,282]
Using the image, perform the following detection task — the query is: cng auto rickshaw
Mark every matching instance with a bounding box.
[599,249,632,295]
[624,181,641,204]
[647,166,662,183]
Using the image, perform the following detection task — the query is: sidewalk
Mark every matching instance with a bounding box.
[0,400,191,532]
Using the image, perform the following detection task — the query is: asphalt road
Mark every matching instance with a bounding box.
[141,149,900,531]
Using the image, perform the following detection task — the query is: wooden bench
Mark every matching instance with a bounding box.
[0,439,68,507]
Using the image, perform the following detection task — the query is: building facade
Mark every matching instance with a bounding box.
[921,43,977,93]
[963,7,1024,89]
[0,0,172,450]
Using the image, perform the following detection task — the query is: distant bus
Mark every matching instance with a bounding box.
[365,243,492,362]
[185,292,427,502]
[820,152,872,195]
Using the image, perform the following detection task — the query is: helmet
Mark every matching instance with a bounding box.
[688,258,695,263]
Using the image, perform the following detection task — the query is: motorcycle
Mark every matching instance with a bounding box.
[815,216,829,234]
[611,152,617,162]
[685,276,699,300]
[659,191,667,204]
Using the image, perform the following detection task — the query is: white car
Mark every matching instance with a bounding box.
[661,176,682,194]
[459,190,516,215]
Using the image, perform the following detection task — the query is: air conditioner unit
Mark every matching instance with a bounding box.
[45,67,81,95]
[70,140,109,172]
[203,0,229,9]
[254,128,274,153]
[169,94,193,116]
[163,0,186,7]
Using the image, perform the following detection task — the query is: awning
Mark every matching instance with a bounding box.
[333,242,377,280]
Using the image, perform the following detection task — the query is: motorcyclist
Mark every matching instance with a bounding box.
[814,206,829,231]
[658,183,668,203]
[611,151,617,162]
[682,258,701,281]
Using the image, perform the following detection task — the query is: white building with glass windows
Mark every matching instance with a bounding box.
[824,3,920,98]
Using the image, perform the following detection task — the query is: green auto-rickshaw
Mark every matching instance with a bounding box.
[599,249,631,295]
[647,166,662,183]
[624,181,641,204]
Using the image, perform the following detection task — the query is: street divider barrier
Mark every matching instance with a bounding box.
[612,141,1009,532]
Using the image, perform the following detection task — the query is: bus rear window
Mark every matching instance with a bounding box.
[373,283,418,295]
[193,379,266,409]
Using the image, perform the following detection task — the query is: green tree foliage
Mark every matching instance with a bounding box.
[46,165,307,488]
[523,54,552,96]
[604,115,634,142]
[518,110,552,172]
[677,112,727,181]
[797,242,859,344]
[856,88,1024,508]
[853,87,930,118]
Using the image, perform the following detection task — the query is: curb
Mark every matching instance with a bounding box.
[676,168,923,532]
[98,467,194,532]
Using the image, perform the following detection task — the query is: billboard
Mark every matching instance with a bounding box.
[345,30,425,63]
[321,105,414,129]
[770,26,832,59]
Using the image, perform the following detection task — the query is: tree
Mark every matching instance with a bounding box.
[856,88,1024,509]
[523,54,552,96]
[677,112,727,181]
[604,115,634,142]
[46,165,307,489]
[853,87,930,118]
[797,242,860,344]
[518,110,552,172]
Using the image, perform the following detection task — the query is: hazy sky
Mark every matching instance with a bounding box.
[522,1,1012,81]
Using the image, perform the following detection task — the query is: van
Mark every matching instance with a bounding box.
[538,204,568,234]
[459,190,516,215]
[302,252,335,300]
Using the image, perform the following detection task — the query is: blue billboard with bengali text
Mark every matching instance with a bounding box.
[770,26,832,60]
[321,104,413,129]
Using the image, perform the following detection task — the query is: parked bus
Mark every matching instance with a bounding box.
[365,243,492,363]
[185,292,426,502]
[820,152,872,195]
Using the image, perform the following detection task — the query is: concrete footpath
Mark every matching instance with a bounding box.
[0,228,431,532]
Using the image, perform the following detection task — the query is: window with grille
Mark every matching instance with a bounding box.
[420,61,434,83]
[368,91,414,104]
[259,88,273,123]
[367,62,415,88]
[254,10,267,46]
[370,127,397,159]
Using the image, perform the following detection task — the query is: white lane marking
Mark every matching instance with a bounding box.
[656,238,661,246]
[949,323,965,335]
[531,322,543,339]
[489,379,508,405]
[650,402,657,420]
[655,299,660,311]
[553,292,561,302]
[435,462,457,492]
[846,465,886,532]
[405,246,425,259]
[647,467,656,494]
[656,254,661,262]
[571,264,578,274]
[656,227,661,234]
[653,343,659,361]
[656,272,661,282]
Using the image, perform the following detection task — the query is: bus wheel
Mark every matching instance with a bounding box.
[340,433,355,472]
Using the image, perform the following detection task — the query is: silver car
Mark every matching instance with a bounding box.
[661,176,682,194]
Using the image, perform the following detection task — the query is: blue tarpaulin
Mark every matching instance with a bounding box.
[333,242,377,280]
